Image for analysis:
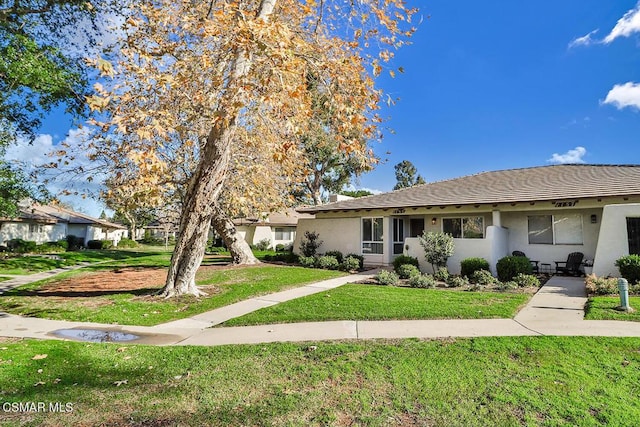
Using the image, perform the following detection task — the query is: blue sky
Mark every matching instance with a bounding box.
[7,0,640,215]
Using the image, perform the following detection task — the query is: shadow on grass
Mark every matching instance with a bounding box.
[3,287,161,298]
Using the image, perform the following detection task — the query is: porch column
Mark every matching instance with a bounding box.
[492,210,502,227]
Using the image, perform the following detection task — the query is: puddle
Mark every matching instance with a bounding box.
[52,329,140,343]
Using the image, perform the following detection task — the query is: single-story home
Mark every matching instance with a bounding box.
[295,164,640,277]
[0,203,128,247]
[233,209,314,250]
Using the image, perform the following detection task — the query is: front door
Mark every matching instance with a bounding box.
[627,217,640,255]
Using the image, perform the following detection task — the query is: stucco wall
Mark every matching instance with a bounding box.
[294,217,361,258]
[404,236,492,275]
[0,222,67,245]
[593,203,640,277]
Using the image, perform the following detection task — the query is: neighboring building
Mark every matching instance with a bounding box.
[0,203,128,247]
[233,209,314,249]
[296,164,640,277]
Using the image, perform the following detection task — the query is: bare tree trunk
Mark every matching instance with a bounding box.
[159,0,278,297]
[211,205,260,265]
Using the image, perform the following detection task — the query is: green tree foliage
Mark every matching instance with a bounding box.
[393,160,425,190]
[418,231,455,273]
[340,190,374,198]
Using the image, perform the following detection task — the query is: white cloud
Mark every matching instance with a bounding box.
[604,2,640,44]
[548,147,587,164]
[568,29,599,48]
[602,81,640,110]
[4,129,107,216]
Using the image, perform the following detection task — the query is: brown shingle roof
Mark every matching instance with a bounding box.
[300,164,640,213]
[233,209,314,226]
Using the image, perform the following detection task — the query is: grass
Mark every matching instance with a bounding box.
[0,266,345,326]
[222,284,531,326]
[0,249,169,275]
[1,336,640,426]
[585,296,640,322]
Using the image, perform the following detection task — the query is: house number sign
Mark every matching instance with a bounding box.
[554,200,578,208]
[393,208,406,214]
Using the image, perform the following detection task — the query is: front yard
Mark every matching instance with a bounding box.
[1,336,640,426]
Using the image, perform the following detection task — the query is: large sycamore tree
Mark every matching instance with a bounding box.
[83,0,417,297]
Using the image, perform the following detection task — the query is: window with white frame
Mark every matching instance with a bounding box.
[28,223,43,234]
[362,217,383,254]
[275,227,293,241]
[392,218,405,255]
[442,216,484,239]
[527,214,583,245]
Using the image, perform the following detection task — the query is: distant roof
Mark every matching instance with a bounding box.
[8,204,127,229]
[233,208,314,227]
[300,164,640,213]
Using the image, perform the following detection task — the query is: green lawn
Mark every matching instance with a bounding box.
[222,284,531,326]
[585,296,640,322]
[0,266,345,326]
[1,337,639,426]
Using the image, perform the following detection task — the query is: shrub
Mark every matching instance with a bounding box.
[376,270,400,286]
[434,267,450,282]
[275,244,292,252]
[341,256,361,272]
[496,256,532,282]
[397,264,420,279]
[254,238,272,251]
[471,269,498,286]
[37,241,67,253]
[615,255,640,285]
[513,273,540,288]
[87,240,113,250]
[116,238,138,248]
[324,250,344,264]
[265,252,299,264]
[65,235,83,251]
[6,239,37,253]
[585,274,619,295]
[497,281,518,291]
[460,257,490,278]
[346,253,364,270]
[392,255,419,273]
[418,231,455,273]
[207,246,227,254]
[298,256,317,268]
[408,273,436,288]
[56,239,69,250]
[446,275,469,288]
[300,231,323,257]
[316,255,340,270]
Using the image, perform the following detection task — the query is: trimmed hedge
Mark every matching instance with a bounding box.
[460,257,490,278]
[392,255,419,273]
[615,254,640,285]
[496,255,533,282]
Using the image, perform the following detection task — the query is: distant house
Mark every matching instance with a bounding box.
[296,164,640,278]
[233,209,314,249]
[0,203,128,247]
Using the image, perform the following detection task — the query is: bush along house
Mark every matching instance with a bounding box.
[295,164,640,277]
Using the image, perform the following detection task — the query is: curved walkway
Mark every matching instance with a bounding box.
[2,271,640,346]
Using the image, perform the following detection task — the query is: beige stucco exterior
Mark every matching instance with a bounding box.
[296,196,640,276]
[0,221,127,247]
[237,224,298,249]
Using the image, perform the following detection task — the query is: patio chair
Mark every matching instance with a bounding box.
[554,252,584,276]
[512,250,539,274]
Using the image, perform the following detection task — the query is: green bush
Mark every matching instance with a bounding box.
[376,270,399,286]
[316,255,340,270]
[615,255,640,285]
[324,250,344,264]
[418,231,455,272]
[254,238,272,251]
[275,244,292,252]
[37,241,67,253]
[471,269,498,286]
[585,274,619,295]
[116,238,138,248]
[497,281,518,291]
[66,235,83,251]
[265,252,299,264]
[345,253,364,270]
[397,264,420,279]
[496,256,533,282]
[298,256,317,268]
[408,273,436,289]
[56,239,69,250]
[434,267,450,282]
[341,256,361,272]
[513,273,540,288]
[6,239,37,253]
[446,275,469,288]
[207,246,227,254]
[460,257,490,278]
[299,231,322,257]
[392,255,420,273]
[87,240,113,250]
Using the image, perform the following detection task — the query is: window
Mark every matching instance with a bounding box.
[393,218,404,255]
[362,217,383,254]
[29,224,43,234]
[275,227,293,241]
[442,217,484,239]
[528,214,583,245]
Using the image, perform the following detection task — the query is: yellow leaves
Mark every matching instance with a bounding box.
[85,94,110,113]
[97,57,115,78]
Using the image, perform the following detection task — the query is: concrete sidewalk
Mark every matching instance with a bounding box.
[0,262,96,294]
[2,272,640,346]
